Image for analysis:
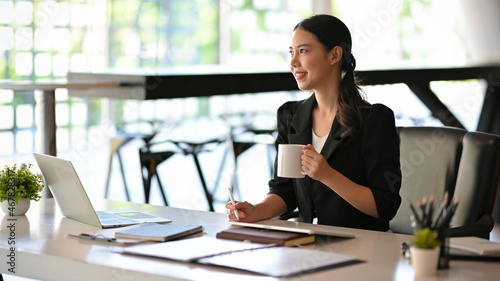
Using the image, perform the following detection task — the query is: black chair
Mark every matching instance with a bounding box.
[139,147,175,205]
[138,117,228,211]
[390,126,500,239]
[104,124,158,201]
[213,126,276,200]
[213,112,277,200]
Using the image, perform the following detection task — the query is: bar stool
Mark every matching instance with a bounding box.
[139,147,175,205]
[104,131,155,200]
[214,112,277,200]
[170,137,226,211]
[139,117,229,211]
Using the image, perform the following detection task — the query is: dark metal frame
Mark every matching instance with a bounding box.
[143,65,500,134]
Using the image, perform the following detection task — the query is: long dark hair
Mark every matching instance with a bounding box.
[294,14,370,140]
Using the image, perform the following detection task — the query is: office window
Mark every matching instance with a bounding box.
[0,0,491,206]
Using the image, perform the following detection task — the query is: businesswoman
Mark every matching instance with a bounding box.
[226,14,401,231]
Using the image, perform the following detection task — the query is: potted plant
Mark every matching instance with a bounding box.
[0,163,45,216]
[411,227,442,276]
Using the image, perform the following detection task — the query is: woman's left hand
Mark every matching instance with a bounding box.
[301,144,332,181]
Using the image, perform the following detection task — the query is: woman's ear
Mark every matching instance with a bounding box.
[330,46,343,65]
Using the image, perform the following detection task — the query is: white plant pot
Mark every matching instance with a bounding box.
[411,246,440,276]
[1,198,31,216]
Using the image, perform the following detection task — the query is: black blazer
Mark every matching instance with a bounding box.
[269,94,401,231]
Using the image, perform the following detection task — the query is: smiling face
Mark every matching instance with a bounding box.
[289,28,341,92]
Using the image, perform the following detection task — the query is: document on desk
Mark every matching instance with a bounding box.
[121,237,361,277]
[198,246,361,277]
[121,237,271,262]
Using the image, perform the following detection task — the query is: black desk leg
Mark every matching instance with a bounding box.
[192,153,214,212]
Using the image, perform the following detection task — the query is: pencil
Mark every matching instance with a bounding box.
[426,196,434,228]
[431,192,448,230]
[437,197,459,233]
[407,200,421,228]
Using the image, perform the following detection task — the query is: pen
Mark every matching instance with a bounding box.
[70,233,117,243]
[227,187,240,219]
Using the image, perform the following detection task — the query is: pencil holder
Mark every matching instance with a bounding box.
[406,192,458,270]
[437,224,450,269]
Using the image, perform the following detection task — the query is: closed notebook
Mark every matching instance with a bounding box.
[216,227,315,246]
[115,223,203,242]
[450,237,500,256]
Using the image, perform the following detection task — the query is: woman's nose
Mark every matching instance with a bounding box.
[290,55,299,68]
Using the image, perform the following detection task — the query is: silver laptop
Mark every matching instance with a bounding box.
[33,153,171,228]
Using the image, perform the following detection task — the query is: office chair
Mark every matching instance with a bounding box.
[390,126,500,239]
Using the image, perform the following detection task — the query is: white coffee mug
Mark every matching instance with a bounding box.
[277,144,306,178]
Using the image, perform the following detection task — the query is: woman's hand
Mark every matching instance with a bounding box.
[225,200,256,222]
[225,194,288,222]
[301,144,332,181]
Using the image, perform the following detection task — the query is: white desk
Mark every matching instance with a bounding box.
[1,198,499,281]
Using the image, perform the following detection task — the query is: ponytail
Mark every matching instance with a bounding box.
[337,44,369,140]
[294,14,370,140]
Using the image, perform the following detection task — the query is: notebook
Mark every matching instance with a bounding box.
[115,223,203,242]
[449,236,500,260]
[33,153,171,228]
[216,227,315,246]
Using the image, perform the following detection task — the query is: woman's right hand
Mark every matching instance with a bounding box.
[225,200,257,222]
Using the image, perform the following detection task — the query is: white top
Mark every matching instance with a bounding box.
[312,129,328,152]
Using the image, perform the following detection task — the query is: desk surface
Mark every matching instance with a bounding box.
[1,198,499,281]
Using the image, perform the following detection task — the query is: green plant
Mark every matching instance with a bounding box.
[0,163,45,204]
[411,227,442,249]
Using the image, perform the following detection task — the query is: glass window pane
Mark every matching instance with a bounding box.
[71,102,88,126]
[70,4,88,27]
[0,90,13,103]
[15,1,33,25]
[56,103,70,126]
[34,28,53,51]
[34,52,52,76]
[53,28,70,52]
[52,2,69,26]
[56,128,70,151]
[16,104,34,128]
[16,130,34,153]
[0,132,14,155]
[431,80,486,131]
[15,52,33,76]
[0,27,14,50]
[70,53,87,72]
[362,84,439,126]
[15,27,33,50]
[0,1,14,24]
[0,106,14,129]
[52,53,69,77]
[35,1,60,27]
